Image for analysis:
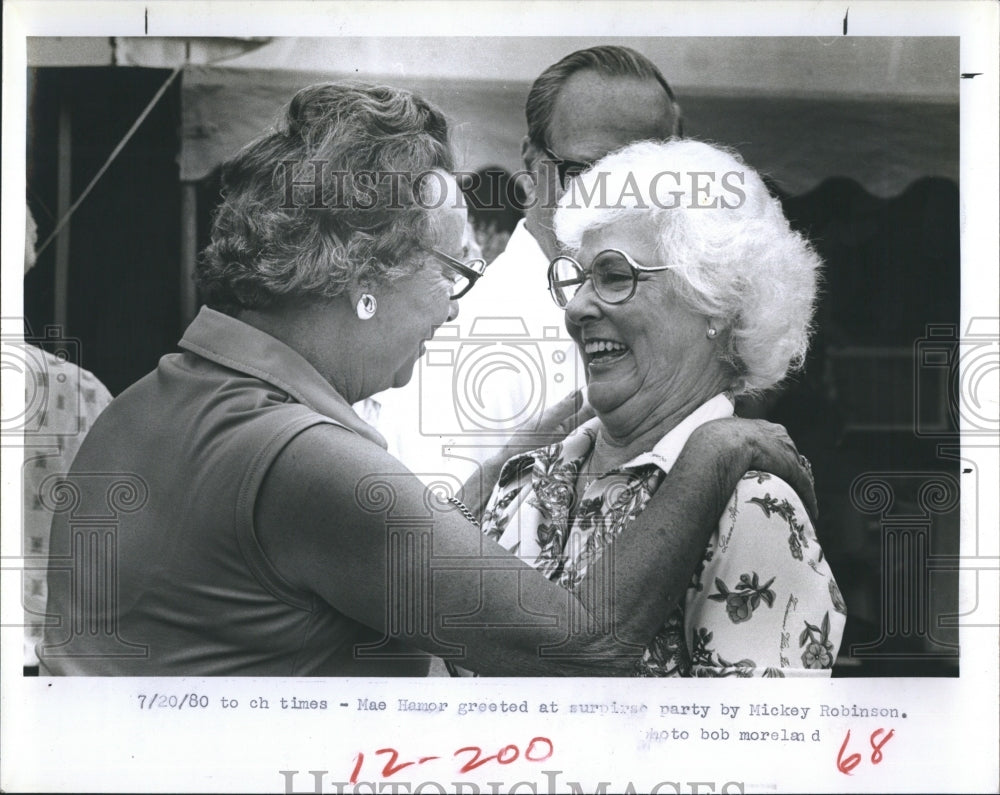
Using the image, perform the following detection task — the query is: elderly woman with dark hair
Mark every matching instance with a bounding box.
[42,85,815,677]
[482,139,846,676]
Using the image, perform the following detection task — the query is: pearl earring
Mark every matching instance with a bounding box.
[356,294,377,320]
[706,327,718,339]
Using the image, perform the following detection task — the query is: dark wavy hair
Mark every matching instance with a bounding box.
[525,45,683,149]
[198,82,453,313]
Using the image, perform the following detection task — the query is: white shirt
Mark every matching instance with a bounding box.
[366,220,585,486]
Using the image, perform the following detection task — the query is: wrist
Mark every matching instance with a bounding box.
[687,421,752,468]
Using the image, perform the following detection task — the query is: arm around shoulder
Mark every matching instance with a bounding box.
[253,425,650,674]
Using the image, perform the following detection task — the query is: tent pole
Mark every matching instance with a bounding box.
[54,98,72,334]
[179,182,198,330]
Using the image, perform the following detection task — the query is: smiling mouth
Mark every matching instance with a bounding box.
[583,338,630,366]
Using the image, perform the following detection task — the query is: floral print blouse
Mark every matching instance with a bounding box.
[479,394,847,677]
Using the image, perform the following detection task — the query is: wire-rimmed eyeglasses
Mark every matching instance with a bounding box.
[431,249,488,299]
[547,249,671,308]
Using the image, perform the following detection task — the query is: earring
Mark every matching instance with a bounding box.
[706,327,718,339]
[356,294,377,320]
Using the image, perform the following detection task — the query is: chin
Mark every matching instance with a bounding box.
[392,363,416,389]
[584,382,628,417]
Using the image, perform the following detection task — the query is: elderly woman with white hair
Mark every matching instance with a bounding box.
[481,139,846,676]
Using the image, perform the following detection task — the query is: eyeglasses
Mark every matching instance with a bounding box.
[548,249,671,308]
[541,144,593,190]
[431,249,487,299]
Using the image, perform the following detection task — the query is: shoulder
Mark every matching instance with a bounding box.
[256,423,432,583]
[719,471,815,540]
[718,471,816,556]
[730,471,810,522]
[36,348,112,404]
[268,422,411,494]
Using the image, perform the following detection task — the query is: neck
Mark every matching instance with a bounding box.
[237,302,359,402]
[592,387,727,472]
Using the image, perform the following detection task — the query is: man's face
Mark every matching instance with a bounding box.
[523,70,678,261]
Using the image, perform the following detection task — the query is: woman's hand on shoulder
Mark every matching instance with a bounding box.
[686,418,818,524]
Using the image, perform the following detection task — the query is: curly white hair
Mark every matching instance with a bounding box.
[554,138,822,393]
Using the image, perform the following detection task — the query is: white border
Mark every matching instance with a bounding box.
[3,3,998,793]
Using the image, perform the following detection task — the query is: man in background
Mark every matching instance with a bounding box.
[460,166,524,265]
[371,45,683,486]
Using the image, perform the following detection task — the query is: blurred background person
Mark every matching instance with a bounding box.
[20,203,113,675]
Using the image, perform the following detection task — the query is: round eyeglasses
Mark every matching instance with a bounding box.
[547,249,671,308]
[431,249,488,299]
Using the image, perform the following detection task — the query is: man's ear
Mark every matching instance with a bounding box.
[521,135,538,170]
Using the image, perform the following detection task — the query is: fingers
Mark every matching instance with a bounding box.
[533,389,585,436]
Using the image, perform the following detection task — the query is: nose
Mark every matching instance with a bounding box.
[447,297,460,323]
[564,278,602,326]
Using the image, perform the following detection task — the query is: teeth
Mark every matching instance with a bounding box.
[584,339,628,355]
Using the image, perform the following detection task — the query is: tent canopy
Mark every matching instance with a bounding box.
[27,36,959,195]
[181,62,957,196]
[174,36,958,196]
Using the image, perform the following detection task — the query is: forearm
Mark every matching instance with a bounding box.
[575,438,747,651]
[263,428,633,675]
[262,422,800,677]
[440,437,751,675]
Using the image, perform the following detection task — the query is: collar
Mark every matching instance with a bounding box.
[496,393,735,482]
[627,393,735,473]
[178,306,387,448]
[495,416,600,485]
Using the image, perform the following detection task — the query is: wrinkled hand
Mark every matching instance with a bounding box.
[689,418,818,523]
[535,389,596,439]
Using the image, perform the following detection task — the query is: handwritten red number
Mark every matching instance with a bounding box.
[837,730,862,775]
[525,736,554,762]
[376,748,416,778]
[454,746,497,774]
[355,737,555,780]
[349,752,364,785]
[870,728,894,764]
[838,728,895,774]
